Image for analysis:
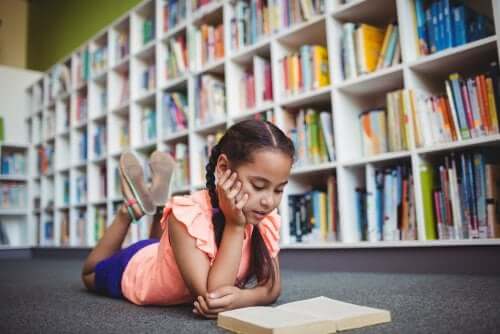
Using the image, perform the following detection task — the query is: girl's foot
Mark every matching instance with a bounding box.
[149,150,176,207]
[119,151,156,220]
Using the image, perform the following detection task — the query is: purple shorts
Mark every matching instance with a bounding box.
[94,238,159,299]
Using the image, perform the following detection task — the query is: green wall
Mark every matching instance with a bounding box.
[28,0,142,71]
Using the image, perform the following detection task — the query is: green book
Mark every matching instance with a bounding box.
[420,162,437,240]
[0,116,4,142]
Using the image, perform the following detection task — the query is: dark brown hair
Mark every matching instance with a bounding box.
[205,119,295,287]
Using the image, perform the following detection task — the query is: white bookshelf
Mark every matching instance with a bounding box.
[24,0,500,249]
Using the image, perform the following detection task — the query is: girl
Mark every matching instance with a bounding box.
[81,119,295,319]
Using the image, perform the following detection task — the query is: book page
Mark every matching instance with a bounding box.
[277,296,391,331]
[218,306,336,334]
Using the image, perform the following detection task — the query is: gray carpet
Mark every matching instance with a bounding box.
[0,258,499,333]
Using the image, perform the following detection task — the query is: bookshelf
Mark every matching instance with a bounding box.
[23,0,500,249]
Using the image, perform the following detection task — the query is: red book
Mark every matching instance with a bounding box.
[479,75,492,133]
[475,75,491,134]
[264,63,273,101]
[460,81,475,136]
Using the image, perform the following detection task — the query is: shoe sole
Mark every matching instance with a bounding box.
[149,151,176,206]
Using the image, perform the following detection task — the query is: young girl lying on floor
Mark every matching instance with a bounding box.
[81,119,295,318]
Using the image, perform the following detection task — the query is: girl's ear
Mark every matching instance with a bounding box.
[215,153,230,180]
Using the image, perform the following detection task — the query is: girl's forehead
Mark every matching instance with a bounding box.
[237,150,292,180]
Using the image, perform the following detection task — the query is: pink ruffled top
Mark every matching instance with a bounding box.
[121,189,281,306]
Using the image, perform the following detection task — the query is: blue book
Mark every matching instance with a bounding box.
[415,0,429,55]
[442,0,453,48]
[459,153,471,238]
[375,171,385,241]
[473,153,488,238]
[452,5,467,46]
[355,188,366,241]
[426,7,436,53]
[437,0,445,50]
[448,74,471,139]
[383,26,399,67]
[431,2,441,51]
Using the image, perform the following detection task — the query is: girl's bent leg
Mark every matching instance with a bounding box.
[81,204,132,290]
[149,207,164,239]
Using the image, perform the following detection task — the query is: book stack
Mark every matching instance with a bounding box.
[92,45,108,76]
[165,34,188,80]
[0,183,27,209]
[163,0,186,32]
[280,45,329,96]
[413,0,494,56]
[230,0,272,51]
[341,22,400,80]
[239,56,273,111]
[287,175,338,243]
[1,152,26,175]
[420,150,500,241]
[195,74,226,126]
[141,107,157,143]
[190,22,224,71]
[162,92,188,134]
[289,109,335,166]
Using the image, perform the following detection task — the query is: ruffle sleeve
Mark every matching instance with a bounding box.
[256,210,282,258]
[161,195,216,261]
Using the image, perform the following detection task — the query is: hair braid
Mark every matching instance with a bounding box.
[205,143,225,245]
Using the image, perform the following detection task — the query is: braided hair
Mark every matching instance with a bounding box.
[205,119,295,287]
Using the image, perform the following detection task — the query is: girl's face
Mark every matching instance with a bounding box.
[230,150,293,225]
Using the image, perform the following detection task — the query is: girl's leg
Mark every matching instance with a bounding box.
[149,207,164,239]
[81,204,133,290]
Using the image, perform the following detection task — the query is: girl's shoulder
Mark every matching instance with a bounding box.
[167,189,212,214]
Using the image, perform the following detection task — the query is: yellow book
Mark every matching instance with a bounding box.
[312,45,330,89]
[356,24,385,74]
[293,53,301,94]
[319,192,328,240]
[305,109,320,164]
[485,77,500,133]
[376,23,394,70]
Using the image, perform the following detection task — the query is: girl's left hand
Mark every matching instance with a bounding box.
[193,286,242,319]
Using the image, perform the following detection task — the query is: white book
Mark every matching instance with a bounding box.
[366,165,378,242]
[319,112,335,162]
[253,56,267,106]
[383,169,393,241]
[444,80,463,141]
[448,159,464,239]
[218,296,391,334]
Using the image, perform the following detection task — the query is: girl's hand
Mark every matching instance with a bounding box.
[217,169,249,227]
[193,286,242,319]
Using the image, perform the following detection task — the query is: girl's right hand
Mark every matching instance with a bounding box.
[217,169,249,227]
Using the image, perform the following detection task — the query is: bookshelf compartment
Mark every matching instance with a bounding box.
[162,0,187,36]
[56,98,71,135]
[89,203,108,246]
[110,66,130,110]
[71,166,87,206]
[89,119,107,161]
[70,207,87,247]
[131,0,156,54]
[159,28,188,87]
[131,99,158,148]
[193,72,226,127]
[111,16,131,68]
[55,136,70,171]
[160,88,189,140]
[89,162,108,204]
[131,50,156,100]
[72,128,88,165]
[108,112,130,156]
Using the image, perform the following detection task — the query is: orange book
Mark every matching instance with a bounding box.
[485,77,499,133]
[442,96,457,141]
[282,57,289,95]
[476,75,491,134]
[292,53,300,94]
[438,96,454,141]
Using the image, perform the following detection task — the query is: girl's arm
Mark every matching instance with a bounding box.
[168,214,246,299]
[238,256,282,306]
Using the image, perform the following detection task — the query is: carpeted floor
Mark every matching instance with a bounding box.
[0,258,499,333]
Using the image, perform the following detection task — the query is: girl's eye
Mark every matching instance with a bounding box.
[252,184,265,191]
[275,189,284,194]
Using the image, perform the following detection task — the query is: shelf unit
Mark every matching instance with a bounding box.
[24,0,500,249]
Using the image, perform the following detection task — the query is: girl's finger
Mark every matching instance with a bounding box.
[221,172,238,191]
[235,193,249,210]
[193,301,208,318]
[227,181,242,200]
[198,296,217,315]
[206,294,233,310]
[217,169,232,187]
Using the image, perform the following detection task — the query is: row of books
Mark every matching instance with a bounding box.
[0,183,27,209]
[165,34,188,80]
[341,22,400,80]
[76,94,88,124]
[92,45,108,77]
[1,152,26,175]
[141,64,156,92]
[239,55,273,110]
[190,23,224,71]
[287,175,338,243]
[199,130,224,185]
[194,74,226,126]
[115,30,130,63]
[289,109,335,166]
[230,0,273,51]
[162,92,188,134]
[280,45,330,97]
[75,175,87,204]
[94,207,108,242]
[43,111,56,140]
[37,145,54,175]
[78,129,88,162]
[75,49,91,86]
[93,124,107,159]
[48,63,71,101]
[421,150,500,240]
[163,0,186,33]
[357,164,417,242]
[413,0,494,56]
[170,142,189,190]
[141,107,157,143]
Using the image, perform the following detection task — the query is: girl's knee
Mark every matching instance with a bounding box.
[82,272,95,291]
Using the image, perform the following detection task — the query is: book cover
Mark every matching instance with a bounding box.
[420,162,437,240]
[218,296,391,334]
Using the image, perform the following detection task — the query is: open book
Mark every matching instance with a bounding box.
[217,296,391,334]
